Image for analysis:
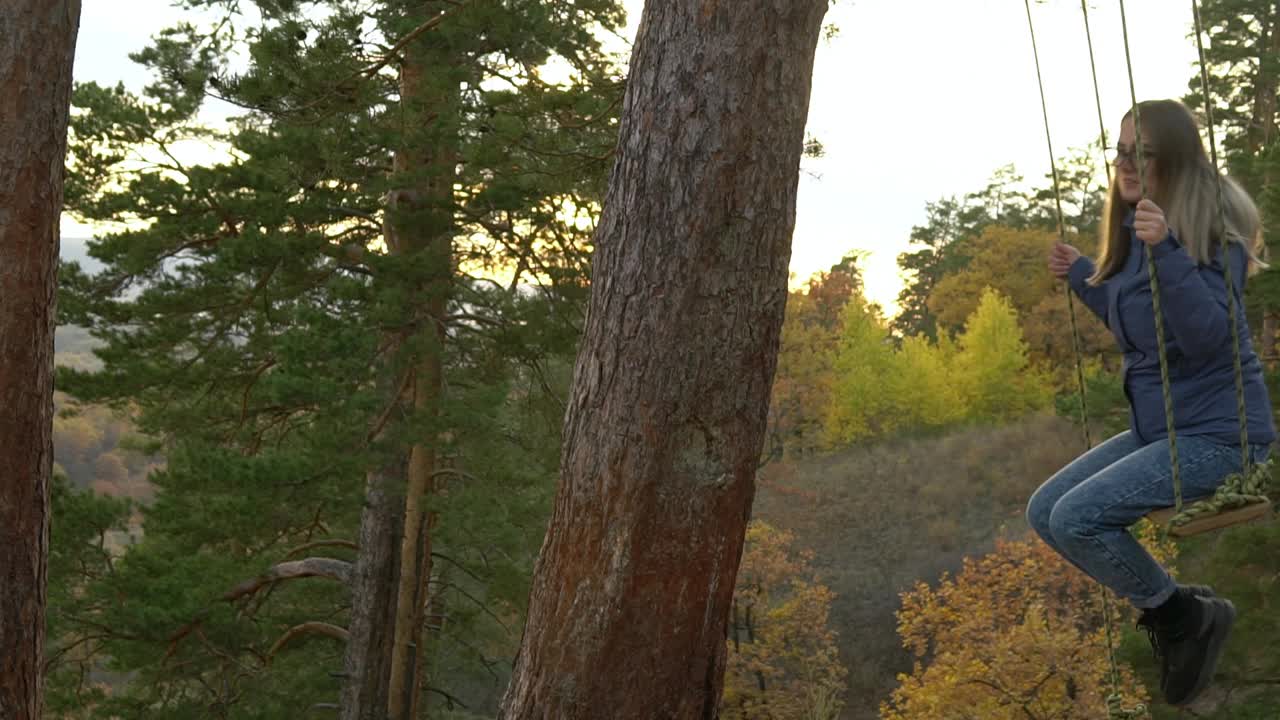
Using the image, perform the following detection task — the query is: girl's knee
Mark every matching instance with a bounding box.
[1026,489,1056,539]
[1047,500,1093,542]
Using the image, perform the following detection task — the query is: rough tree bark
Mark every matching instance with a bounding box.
[0,1,82,718]
[499,1,828,718]
[340,455,406,720]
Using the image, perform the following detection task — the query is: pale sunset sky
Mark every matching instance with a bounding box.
[66,0,1200,316]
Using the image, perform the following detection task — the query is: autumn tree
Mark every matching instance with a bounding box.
[771,256,865,456]
[1022,289,1117,376]
[953,288,1053,424]
[892,198,985,342]
[722,522,846,720]
[892,333,965,432]
[824,288,1049,447]
[498,1,830,717]
[771,292,834,456]
[0,1,82,716]
[926,225,1058,337]
[893,165,1040,340]
[822,295,907,445]
[880,535,1163,720]
[894,153,1106,342]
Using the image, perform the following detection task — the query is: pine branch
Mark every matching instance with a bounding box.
[365,1,472,77]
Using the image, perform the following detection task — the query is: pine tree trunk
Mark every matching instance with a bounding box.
[499,1,828,718]
[342,12,456,717]
[385,30,455,720]
[1246,3,1278,154]
[0,2,82,717]
[1252,6,1279,369]
[340,459,405,720]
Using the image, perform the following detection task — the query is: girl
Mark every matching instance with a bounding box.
[1027,99,1274,707]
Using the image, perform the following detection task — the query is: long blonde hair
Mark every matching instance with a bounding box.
[1090,99,1266,285]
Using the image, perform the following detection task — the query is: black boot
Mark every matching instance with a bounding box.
[1137,589,1236,706]
[1180,583,1214,597]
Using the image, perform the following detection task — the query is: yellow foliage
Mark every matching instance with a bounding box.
[772,291,841,455]
[819,288,1055,444]
[892,333,965,430]
[722,521,847,720]
[821,297,897,446]
[927,225,1058,334]
[953,287,1054,423]
[880,536,1157,720]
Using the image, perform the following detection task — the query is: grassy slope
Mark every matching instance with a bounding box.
[751,413,1089,719]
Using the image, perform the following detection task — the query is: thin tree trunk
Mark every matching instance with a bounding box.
[1252,5,1279,368]
[499,1,828,717]
[1246,3,1278,155]
[340,6,457,716]
[1262,313,1277,369]
[385,26,455,720]
[0,2,81,717]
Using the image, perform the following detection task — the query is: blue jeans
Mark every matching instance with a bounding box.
[1026,431,1270,608]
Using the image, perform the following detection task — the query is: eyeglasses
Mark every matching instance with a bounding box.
[1112,146,1158,166]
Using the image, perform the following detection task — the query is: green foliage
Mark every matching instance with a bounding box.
[45,476,134,718]
[50,0,625,714]
[1053,358,1131,440]
[1181,0,1280,314]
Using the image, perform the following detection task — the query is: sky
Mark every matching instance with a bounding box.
[66,0,1202,315]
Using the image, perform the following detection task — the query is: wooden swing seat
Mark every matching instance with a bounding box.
[1145,497,1273,538]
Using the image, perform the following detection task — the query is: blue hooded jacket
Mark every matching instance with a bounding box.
[1067,217,1276,447]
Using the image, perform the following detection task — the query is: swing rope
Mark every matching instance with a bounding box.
[1117,0,1186,516]
[1025,1,1271,715]
[1073,7,1140,709]
[1023,3,1140,716]
[1163,0,1277,531]
[1119,0,1274,532]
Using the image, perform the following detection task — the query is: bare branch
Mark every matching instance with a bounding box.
[221,558,353,603]
[429,551,484,583]
[429,579,511,633]
[365,1,472,77]
[267,622,349,664]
